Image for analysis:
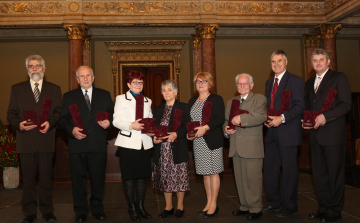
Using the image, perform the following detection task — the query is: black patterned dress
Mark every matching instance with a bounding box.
[153,105,190,192]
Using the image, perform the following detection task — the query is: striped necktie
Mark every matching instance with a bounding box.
[34,83,40,103]
[85,90,91,111]
[315,76,322,93]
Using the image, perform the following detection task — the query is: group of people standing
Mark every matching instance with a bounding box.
[7,47,350,223]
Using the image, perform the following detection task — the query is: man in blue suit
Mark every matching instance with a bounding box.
[263,50,305,217]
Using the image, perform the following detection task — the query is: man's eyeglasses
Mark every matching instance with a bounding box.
[28,64,43,69]
[236,83,250,87]
[132,81,144,85]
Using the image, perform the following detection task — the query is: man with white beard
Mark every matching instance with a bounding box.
[7,55,62,223]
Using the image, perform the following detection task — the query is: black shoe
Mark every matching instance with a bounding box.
[128,203,141,221]
[203,206,219,218]
[262,206,282,213]
[158,208,174,218]
[138,202,151,219]
[174,209,184,218]
[22,215,37,223]
[276,208,298,217]
[232,209,249,216]
[246,212,262,220]
[75,215,87,223]
[197,210,208,216]
[320,214,342,222]
[43,213,57,222]
[93,212,106,220]
[309,212,325,219]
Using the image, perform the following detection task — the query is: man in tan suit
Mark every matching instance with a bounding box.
[224,73,267,220]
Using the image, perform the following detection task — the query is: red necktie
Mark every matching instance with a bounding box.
[270,78,278,109]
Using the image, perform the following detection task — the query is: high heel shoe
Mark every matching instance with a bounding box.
[197,210,208,216]
[204,206,219,218]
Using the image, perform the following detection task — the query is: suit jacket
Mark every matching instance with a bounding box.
[188,94,225,150]
[305,69,351,146]
[59,87,114,153]
[265,71,305,147]
[224,92,267,158]
[113,91,153,150]
[152,100,190,164]
[7,80,62,153]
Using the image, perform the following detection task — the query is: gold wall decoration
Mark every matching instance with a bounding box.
[303,34,321,47]
[83,1,200,14]
[0,2,66,14]
[64,24,88,40]
[197,23,219,39]
[69,2,79,12]
[191,34,201,49]
[83,35,91,50]
[203,2,214,12]
[315,23,342,39]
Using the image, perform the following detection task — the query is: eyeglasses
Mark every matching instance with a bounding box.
[236,83,250,87]
[28,64,43,70]
[131,81,144,85]
[195,80,208,85]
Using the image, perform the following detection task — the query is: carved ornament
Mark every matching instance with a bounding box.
[83,35,91,50]
[191,34,201,49]
[64,24,88,40]
[69,2,80,12]
[197,23,219,39]
[315,23,342,39]
[303,34,321,47]
[0,1,66,14]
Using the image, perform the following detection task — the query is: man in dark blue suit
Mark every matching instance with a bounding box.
[263,50,305,217]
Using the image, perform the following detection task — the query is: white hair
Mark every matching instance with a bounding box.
[235,73,254,84]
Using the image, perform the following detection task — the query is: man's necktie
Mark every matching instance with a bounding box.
[240,98,245,104]
[34,83,40,103]
[270,78,278,109]
[315,76,322,93]
[85,90,91,111]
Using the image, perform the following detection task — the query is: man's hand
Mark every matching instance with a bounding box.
[267,116,282,127]
[314,114,326,129]
[301,119,313,130]
[19,121,37,131]
[224,126,236,135]
[72,127,86,140]
[39,121,50,134]
[231,115,241,126]
[97,120,110,129]
[131,119,144,131]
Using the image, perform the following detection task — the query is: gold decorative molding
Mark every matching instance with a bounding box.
[203,2,214,12]
[63,24,88,40]
[303,34,321,47]
[315,23,342,39]
[0,1,66,14]
[83,35,91,50]
[197,23,219,39]
[69,2,80,12]
[191,34,201,48]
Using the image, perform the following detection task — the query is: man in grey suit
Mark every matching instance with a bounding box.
[7,55,62,223]
[224,73,267,220]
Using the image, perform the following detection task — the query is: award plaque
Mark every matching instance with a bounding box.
[302,110,319,128]
[202,101,212,135]
[69,104,86,135]
[136,94,144,120]
[23,110,37,126]
[96,111,111,122]
[170,109,183,142]
[186,121,200,138]
[320,88,338,114]
[141,118,156,134]
[155,125,169,142]
[266,108,281,124]
[37,98,52,130]
[280,89,291,112]
[228,99,240,130]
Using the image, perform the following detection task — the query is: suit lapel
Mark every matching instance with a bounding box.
[24,81,37,106]
[91,87,100,113]
[240,92,253,109]
[75,87,89,112]
[38,81,48,105]
[275,71,289,102]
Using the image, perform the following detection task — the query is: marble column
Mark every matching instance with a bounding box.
[191,34,202,75]
[197,23,219,93]
[315,23,342,71]
[303,34,321,80]
[83,35,91,67]
[63,24,88,91]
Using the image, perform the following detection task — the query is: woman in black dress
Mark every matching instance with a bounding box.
[153,79,190,219]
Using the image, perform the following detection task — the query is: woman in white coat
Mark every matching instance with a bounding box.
[113,70,154,221]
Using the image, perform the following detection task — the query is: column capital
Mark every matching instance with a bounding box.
[83,35,91,50]
[303,34,321,48]
[191,34,201,49]
[315,23,342,39]
[196,23,219,39]
[63,24,88,40]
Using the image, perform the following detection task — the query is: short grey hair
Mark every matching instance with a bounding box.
[270,50,288,61]
[25,55,45,68]
[161,79,178,93]
[235,73,254,85]
[76,66,94,78]
[311,48,330,61]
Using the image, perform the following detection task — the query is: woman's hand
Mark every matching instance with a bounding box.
[131,119,144,131]
[194,125,208,138]
[187,134,196,141]
[153,136,163,144]
[167,132,177,143]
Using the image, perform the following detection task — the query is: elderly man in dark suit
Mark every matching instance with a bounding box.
[304,49,351,222]
[224,73,267,220]
[59,66,114,223]
[7,55,62,223]
[263,50,305,217]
